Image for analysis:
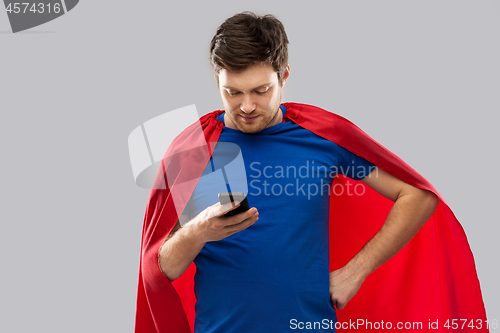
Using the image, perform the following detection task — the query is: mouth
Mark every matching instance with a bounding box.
[240,115,259,122]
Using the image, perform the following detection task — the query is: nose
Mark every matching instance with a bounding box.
[240,95,256,114]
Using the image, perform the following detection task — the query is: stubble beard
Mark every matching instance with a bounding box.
[226,93,282,134]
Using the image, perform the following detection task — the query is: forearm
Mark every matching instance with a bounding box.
[159,202,258,281]
[159,223,206,282]
[343,189,439,280]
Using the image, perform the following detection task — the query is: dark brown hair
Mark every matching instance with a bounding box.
[209,12,289,84]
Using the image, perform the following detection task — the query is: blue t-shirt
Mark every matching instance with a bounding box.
[184,105,376,333]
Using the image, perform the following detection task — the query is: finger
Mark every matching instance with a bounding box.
[223,208,258,230]
[330,295,340,309]
[224,214,259,235]
[228,206,258,225]
[332,297,346,310]
[215,201,241,217]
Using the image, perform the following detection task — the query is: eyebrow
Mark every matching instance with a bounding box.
[222,83,272,91]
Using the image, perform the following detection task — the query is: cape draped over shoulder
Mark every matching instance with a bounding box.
[134,102,488,333]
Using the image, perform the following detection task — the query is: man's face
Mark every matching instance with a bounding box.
[218,62,290,133]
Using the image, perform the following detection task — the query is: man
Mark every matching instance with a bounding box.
[135,12,487,333]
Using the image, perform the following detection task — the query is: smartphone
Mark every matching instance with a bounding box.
[218,192,250,217]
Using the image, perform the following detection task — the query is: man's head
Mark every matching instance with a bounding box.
[210,12,290,133]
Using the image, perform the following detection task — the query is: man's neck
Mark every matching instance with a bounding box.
[268,106,283,127]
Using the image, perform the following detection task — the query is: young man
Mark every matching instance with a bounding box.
[135,12,487,333]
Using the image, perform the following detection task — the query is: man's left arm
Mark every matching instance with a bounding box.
[329,166,440,309]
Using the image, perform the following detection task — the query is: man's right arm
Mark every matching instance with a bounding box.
[159,201,259,281]
[159,216,207,282]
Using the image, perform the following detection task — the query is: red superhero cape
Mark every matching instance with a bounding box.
[135,102,488,332]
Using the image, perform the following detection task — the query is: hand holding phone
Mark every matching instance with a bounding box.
[218,192,250,217]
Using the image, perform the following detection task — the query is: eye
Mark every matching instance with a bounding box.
[227,91,241,97]
[255,87,270,95]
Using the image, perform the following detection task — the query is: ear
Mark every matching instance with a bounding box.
[281,64,291,88]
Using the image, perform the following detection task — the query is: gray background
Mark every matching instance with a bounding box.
[1,0,498,331]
